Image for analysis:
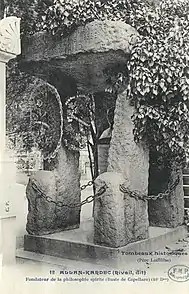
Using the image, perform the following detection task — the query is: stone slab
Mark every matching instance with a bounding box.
[21,20,137,62]
[16,249,110,270]
[20,20,137,93]
[97,144,109,174]
[24,219,188,268]
[46,146,81,229]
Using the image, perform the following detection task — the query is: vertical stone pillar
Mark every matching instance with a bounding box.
[29,145,81,235]
[94,172,126,247]
[148,162,184,227]
[107,91,149,192]
[54,146,81,229]
[94,172,149,247]
[0,16,21,265]
[94,90,149,247]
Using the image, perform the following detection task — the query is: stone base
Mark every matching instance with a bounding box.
[24,219,188,268]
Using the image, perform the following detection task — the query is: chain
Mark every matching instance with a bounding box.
[31,172,180,209]
[31,179,106,209]
[119,175,180,201]
[80,180,94,191]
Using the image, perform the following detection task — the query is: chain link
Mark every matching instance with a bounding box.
[119,175,180,201]
[31,173,180,210]
[31,179,106,209]
[80,180,94,191]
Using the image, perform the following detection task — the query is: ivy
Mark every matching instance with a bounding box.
[125,0,189,168]
[5,0,189,167]
[4,0,152,36]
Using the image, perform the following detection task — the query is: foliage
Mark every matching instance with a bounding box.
[4,0,38,35]
[38,0,145,36]
[126,0,189,168]
[5,0,189,167]
[4,0,152,37]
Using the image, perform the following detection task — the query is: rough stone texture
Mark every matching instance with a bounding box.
[53,146,81,231]
[26,170,58,235]
[93,90,150,248]
[94,172,149,248]
[94,172,127,247]
[148,166,184,228]
[20,21,137,93]
[21,20,137,60]
[26,146,81,235]
[108,90,149,193]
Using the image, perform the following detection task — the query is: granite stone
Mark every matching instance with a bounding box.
[94,172,149,248]
[148,165,184,228]
[26,147,81,235]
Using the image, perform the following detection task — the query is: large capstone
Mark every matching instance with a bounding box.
[20,20,137,93]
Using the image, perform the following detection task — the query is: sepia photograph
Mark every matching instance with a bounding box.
[0,0,189,293]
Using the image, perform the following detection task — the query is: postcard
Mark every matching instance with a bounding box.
[0,1,189,294]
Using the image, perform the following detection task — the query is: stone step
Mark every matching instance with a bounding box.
[23,219,188,268]
[183,172,189,211]
[183,176,189,185]
[184,198,189,208]
[16,249,110,270]
[183,186,189,196]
